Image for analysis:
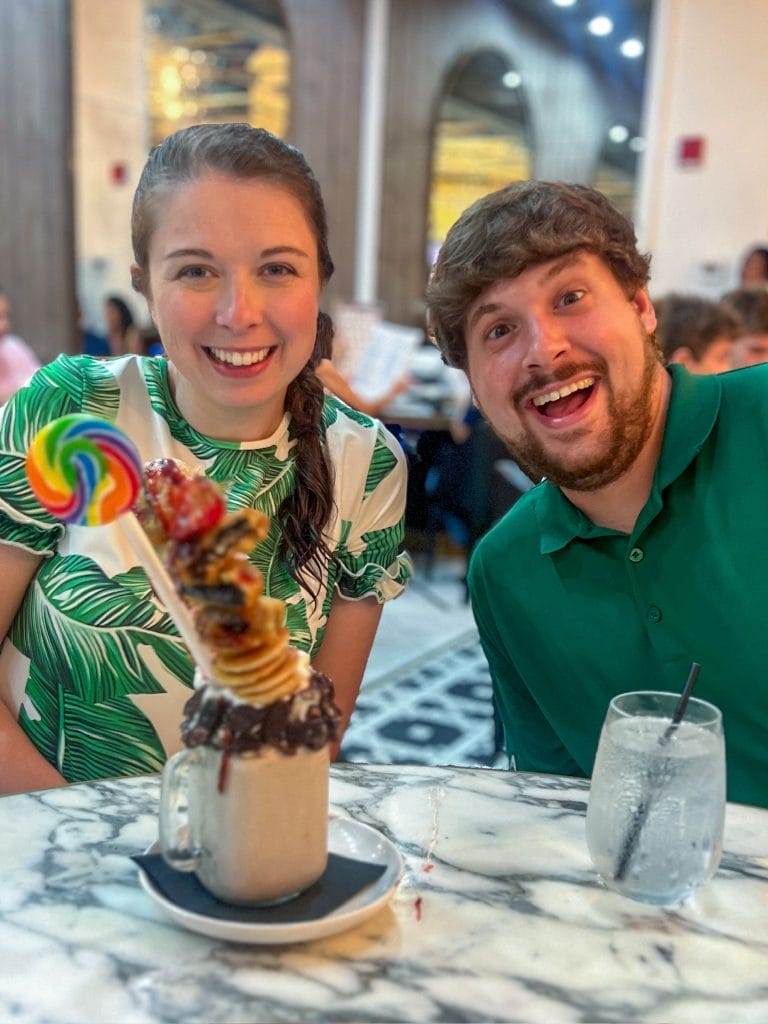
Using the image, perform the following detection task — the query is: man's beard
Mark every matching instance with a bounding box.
[491,332,661,492]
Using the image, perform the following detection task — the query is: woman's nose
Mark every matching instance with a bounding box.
[215,276,264,332]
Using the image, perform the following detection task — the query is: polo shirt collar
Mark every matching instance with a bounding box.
[535,364,722,554]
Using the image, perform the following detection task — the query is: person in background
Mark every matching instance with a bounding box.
[316,355,410,416]
[0,288,40,405]
[104,294,142,356]
[654,293,738,374]
[739,246,768,288]
[426,180,767,808]
[721,287,768,368]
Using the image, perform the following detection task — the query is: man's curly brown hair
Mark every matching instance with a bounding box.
[426,181,652,370]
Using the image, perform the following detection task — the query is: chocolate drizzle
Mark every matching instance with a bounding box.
[181,669,341,755]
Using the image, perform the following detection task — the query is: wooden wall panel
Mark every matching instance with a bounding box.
[0,0,77,363]
[282,0,365,306]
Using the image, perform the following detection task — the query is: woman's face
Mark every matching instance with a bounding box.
[142,172,321,440]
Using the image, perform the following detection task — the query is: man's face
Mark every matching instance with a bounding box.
[0,295,11,339]
[731,333,768,369]
[686,336,733,375]
[465,252,662,490]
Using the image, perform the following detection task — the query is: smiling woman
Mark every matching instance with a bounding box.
[0,123,411,794]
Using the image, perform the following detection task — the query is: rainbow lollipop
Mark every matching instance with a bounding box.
[26,415,142,526]
[25,414,214,675]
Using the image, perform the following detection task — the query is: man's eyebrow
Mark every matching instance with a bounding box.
[468,302,501,330]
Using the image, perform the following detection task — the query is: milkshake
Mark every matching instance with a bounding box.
[142,459,341,905]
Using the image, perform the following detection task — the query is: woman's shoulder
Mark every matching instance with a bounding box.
[321,394,406,492]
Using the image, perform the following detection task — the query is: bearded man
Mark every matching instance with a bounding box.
[427,181,767,808]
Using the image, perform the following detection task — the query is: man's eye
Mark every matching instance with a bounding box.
[486,322,511,341]
[559,289,585,308]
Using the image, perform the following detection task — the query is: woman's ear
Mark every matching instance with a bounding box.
[131,264,154,320]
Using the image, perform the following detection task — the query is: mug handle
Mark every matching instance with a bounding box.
[159,748,203,872]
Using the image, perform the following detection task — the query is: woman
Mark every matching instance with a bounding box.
[104,294,142,355]
[0,124,410,793]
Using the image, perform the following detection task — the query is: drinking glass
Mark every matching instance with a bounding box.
[585,690,725,905]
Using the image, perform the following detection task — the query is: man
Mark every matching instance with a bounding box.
[0,289,40,405]
[721,287,768,368]
[426,181,767,807]
[654,293,737,374]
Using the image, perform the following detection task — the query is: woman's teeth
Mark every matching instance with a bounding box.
[532,376,595,408]
[208,347,272,367]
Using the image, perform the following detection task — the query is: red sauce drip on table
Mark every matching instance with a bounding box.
[217,750,231,793]
[414,896,423,921]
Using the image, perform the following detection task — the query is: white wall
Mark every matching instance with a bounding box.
[636,0,768,298]
[73,0,148,334]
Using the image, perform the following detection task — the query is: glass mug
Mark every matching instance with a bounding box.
[586,691,725,906]
[159,743,330,906]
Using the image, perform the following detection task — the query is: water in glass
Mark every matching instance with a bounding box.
[586,691,725,905]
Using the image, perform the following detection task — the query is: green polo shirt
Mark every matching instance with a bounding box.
[469,363,768,808]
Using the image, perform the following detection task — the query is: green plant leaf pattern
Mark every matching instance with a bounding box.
[0,355,410,782]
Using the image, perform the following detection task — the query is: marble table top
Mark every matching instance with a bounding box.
[0,764,766,1024]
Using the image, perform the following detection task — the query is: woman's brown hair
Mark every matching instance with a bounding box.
[131,122,335,600]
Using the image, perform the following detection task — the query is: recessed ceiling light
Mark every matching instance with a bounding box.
[608,124,629,143]
[502,70,523,89]
[552,0,577,7]
[629,136,646,152]
[588,15,614,36]
[620,38,645,58]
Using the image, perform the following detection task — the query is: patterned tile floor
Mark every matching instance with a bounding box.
[340,631,506,768]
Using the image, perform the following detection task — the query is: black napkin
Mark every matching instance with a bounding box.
[133,852,387,923]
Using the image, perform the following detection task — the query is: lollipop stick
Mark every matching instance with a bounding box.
[121,513,214,678]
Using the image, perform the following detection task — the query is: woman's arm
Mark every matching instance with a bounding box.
[311,594,383,758]
[0,544,66,794]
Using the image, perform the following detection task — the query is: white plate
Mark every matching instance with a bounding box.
[137,816,403,945]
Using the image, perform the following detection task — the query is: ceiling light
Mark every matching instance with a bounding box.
[588,15,614,36]
[552,0,577,7]
[629,136,646,152]
[620,38,645,58]
[608,124,629,143]
[502,70,522,89]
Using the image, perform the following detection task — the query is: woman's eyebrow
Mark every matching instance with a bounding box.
[163,247,213,261]
[260,246,310,259]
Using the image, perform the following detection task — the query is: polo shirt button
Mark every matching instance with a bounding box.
[629,547,644,563]
[647,605,662,623]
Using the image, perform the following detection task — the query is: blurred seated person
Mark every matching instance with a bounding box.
[76,300,110,357]
[0,287,40,405]
[721,287,768,368]
[104,295,142,356]
[740,245,768,288]
[654,293,737,374]
[316,355,410,417]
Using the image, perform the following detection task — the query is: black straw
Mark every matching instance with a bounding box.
[613,662,701,882]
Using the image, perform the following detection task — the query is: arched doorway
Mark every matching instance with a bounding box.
[427,49,533,269]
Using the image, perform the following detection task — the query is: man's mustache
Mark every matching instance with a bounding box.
[512,360,606,406]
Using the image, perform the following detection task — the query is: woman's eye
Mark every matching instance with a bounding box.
[262,263,295,278]
[559,289,585,308]
[179,266,211,281]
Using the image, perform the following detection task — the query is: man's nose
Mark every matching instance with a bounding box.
[522,315,570,371]
[215,275,264,332]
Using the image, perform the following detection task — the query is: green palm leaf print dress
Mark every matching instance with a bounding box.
[0,355,410,782]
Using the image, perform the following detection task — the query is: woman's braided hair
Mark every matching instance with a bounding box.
[131,123,335,599]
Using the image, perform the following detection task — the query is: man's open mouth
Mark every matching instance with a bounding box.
[203,346,276,368]
[529,376,597,419]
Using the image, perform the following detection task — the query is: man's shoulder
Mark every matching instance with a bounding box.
[718,362,768,399]
[469,484,544,580]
